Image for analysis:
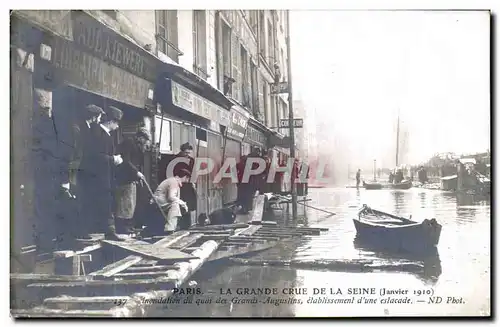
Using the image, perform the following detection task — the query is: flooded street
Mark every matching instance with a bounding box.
[157,187,490,317]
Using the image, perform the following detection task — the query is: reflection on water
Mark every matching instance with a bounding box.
[154,187,490,317]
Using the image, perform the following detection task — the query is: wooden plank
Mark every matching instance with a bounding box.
[125,265,178,272]
[198,234,232,241]
[101,240,197,262]
[169,233,204,250]
[112,271,172,279]
[250,195,266,225]
[109,240,220,317]
[229,235,280,241]
[44,296,129,311]
[237,225,262,236]
[27,277,177,289]
[53,244,101,259]
[261,221,278,226]
[185,230,234,235]
[89,256,143,278]
[133,260,158,266]
[12,308,115,318]
[223,242,251,247]
[153,231,191,247]
[182,247,199,252]
[188,223,249,230]
[10,274,91,282]
[260,228,319,236]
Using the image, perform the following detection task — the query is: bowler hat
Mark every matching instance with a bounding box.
[107,106,123,121]
[85,104,105,116]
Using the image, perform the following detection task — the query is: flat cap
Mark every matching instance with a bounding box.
[180,142,193,151]
[85,104,105,115]
[136,127,151,140]
[107,106,123,121]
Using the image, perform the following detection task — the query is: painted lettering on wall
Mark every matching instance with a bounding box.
[53,37,152,109]
[71,14,154,81]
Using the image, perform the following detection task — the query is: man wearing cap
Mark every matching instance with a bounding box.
[57,104,105,247]
[171,142,197,230]
[114,127,151,234]
[78,105,124,241]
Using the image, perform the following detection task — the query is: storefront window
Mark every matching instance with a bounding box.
[154,116,172,153]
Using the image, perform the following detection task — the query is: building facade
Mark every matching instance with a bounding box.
[10,9,292,253]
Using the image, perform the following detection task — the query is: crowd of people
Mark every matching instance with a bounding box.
[32,103,310,256]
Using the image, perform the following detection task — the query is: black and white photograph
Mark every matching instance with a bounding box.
[8,3,492,319]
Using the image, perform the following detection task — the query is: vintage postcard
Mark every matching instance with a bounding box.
[9,7,491,318]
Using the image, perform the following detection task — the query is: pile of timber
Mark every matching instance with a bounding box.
[11,194,329,318]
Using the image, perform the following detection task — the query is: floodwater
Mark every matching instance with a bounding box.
[156,187,491,317]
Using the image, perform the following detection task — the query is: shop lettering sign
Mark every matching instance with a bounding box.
[171,80,231,127]
[71,12,156,81]
[52,37,152,109]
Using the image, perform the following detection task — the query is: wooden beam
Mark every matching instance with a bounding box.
[11,308,115,318]
[125,265,178,272]
[111,271,173,279]
[101,240,197,262]
[89,256,143,279]
[10,274,91,283]
[169,233,204,250]
[44,296,129,311]
[249,195,265,225]
[27,277,178,289]
[188,223,249,230]
[109,240,220,317]
[237,225,262,236]
[153,231,191,247]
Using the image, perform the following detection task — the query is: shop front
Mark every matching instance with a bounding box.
[154,75,232,221]
[245,118,269,155]
[11,11,157,256]
[221,102,250,204]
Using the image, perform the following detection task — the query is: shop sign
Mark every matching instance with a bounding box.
[226,105,250,141]
[71,11,157,81]
[246,125,267,147]
[171,80,231,127]
[52,37,153,109]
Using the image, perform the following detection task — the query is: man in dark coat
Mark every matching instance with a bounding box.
[57,104,105,247]
[114,127,151,234]
[78,106,124,241]
[171,142,197,230]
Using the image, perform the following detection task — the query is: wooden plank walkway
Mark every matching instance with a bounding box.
[11,195,329,318]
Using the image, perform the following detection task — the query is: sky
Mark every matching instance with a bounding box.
[290,10,490,169]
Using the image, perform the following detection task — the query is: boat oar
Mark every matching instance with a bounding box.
[300,202,336,216]
[273,194,336,216]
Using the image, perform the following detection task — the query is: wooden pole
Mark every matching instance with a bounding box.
[286,10,298,221]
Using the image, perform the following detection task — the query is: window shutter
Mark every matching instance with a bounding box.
[193,11,198,69]
[231,32,241,101]
[215,13,224,90]
[258,72,264,115]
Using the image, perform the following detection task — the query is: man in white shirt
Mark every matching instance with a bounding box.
[152,168,191,235]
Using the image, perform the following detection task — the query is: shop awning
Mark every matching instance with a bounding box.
[158,62,233,110]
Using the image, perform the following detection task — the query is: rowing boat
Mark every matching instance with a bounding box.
[353,205,442,254]
[363,181,383,190]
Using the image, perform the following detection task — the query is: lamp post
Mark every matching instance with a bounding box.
[286,10,298,220]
